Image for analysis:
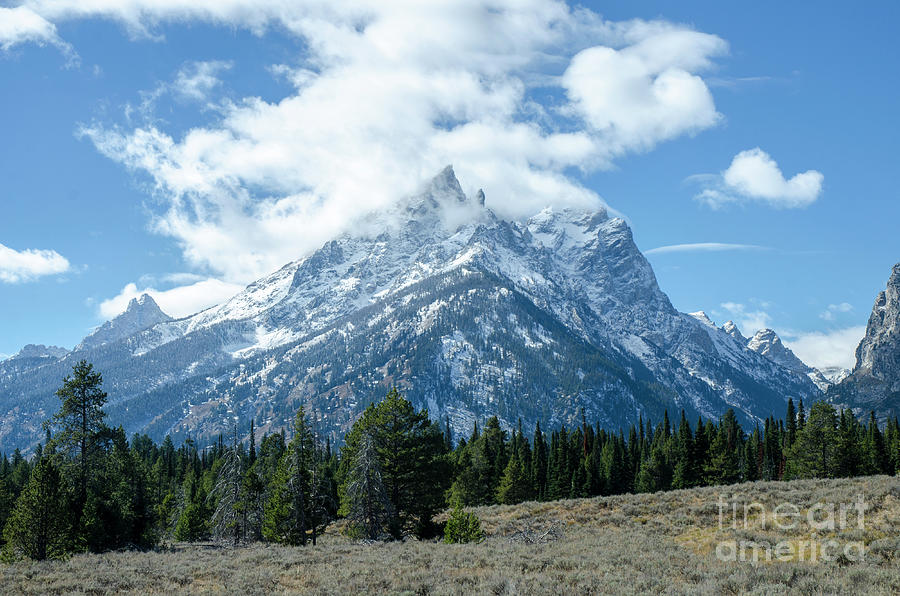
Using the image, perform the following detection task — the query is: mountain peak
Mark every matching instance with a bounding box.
[689,311,716,328]
[721,320,746,342]
[128,293,157,311]
[890,262,900,286]
[828,262,900,418]
[747,327,831,391]
[751,328,779,342]
[852,261,900,376]
[76,293,173,352]
[9,344,70,362]
[424,164,466,203]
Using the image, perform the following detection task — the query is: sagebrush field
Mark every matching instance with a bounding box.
[2,475,898,595]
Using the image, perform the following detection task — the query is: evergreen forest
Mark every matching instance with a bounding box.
[2,360,898,560]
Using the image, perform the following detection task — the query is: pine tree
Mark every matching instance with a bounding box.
[863,411,888,475]
[635,443,669,493]
[836,409,862,477]
[241,461,266,542]
[248,420,257,467]
[338,388,449,537]
[742,425,760,482]
[345,431,392,539]
[786,398,797,447]
[209,426,246,545]
[263,407,316,546]
[671,411,695,489]
[48,360,109,533]
[786,401,839,479]
[531,422,548,500]
[496,448,531,504]
[0,473,12,547]
[704,410,742,486]
[2,458,69,560]
[444,417,453,452]
[174,467,209,542]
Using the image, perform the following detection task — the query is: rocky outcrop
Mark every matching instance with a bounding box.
[829,264,900,418]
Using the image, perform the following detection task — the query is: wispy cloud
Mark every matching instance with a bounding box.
[820,302,853,322]
[719,301,772,336]
[172,60,232,103]
[692,147,823,209]
[645,242,768,256]
[0,243,70,283]
[706,75,775,89]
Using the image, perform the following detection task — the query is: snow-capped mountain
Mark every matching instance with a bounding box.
[822,367,851,384]
[829,263,900,418]
[746,328,832,391]
[721,320,747,343]
[0,167,822,450]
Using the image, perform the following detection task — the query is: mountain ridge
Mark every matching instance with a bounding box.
[0,167,822,450]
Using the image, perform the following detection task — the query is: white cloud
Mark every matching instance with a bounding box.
[720,301,772,337]
[645,242,767,256]
[562,28,725,157]
[0,6,61,50]
[0,243,70,283]
[694,148,823,209]
[820,302,853,322]
[172,60,232,102]
[783,326,866,372]
[99,278,243,319]
[47,2,729,285]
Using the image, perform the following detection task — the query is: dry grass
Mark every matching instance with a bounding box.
[2,475,899,595]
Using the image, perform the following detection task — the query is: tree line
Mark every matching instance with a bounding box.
[1,361,898,560]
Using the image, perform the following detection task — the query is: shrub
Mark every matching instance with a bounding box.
[443,504,484,544]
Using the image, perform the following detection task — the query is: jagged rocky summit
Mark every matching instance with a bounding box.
[829,263,900,418]
[0,167,823,450]
[76,294,173,351]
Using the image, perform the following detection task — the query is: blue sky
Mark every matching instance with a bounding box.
[0,0,897,372]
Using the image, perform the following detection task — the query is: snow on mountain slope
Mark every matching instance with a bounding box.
[746,328,831,392]
[0,167,822,449]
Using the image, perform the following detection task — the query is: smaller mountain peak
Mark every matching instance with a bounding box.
[10,344,70,361]
[476,188,485,206]
[721,320,747,342]
[689,311,716,328]
[125,293,169,318]
[76,293,173,352]
[129,293,155,309]
[752,328,780,343]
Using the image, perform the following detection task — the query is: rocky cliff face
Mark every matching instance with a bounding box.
[830,263,900,417]
[0,167,822,450]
